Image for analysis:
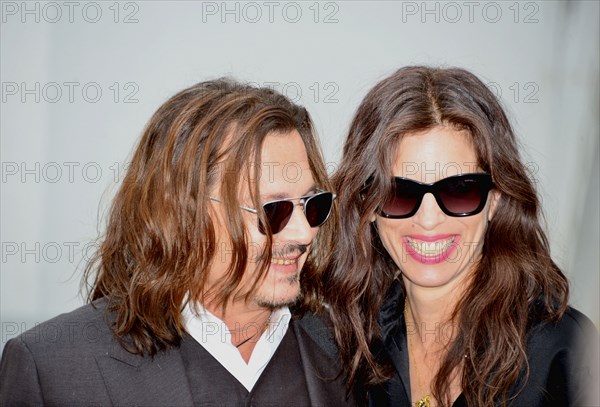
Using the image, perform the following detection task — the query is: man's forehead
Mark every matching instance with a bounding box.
[256,130,316,198]
[211,129,319,201]
[253,159,312,181]
[255,159,315,198]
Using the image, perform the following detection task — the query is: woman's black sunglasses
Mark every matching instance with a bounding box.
[379,173,494,218]
[210,190,335,234]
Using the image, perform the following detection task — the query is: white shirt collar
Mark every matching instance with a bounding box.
[182,302,291,391]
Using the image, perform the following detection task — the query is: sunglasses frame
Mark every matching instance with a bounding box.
[209,189,336,234]
[378,173,494,219]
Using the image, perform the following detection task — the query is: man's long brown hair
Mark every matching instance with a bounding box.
[84,79,333,356]
[324,66,569,406]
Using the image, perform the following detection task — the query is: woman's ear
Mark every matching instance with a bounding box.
[370,212,376,222]
[488,190,500,222]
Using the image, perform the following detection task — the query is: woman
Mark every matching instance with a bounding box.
[325,66,598,406]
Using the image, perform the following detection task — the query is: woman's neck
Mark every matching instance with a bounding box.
[403,281,465,347]
[403,280,466,407]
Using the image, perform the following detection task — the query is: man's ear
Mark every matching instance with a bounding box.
[488,190,500,222]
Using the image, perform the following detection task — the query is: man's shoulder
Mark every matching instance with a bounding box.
[13,298,113,353]
[294,307,339,360]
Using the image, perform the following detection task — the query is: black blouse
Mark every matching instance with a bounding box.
[368,280,599,406]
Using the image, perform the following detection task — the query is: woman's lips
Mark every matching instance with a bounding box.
[403,235,460,264]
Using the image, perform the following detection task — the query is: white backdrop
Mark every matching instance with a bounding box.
[1,1,599,351]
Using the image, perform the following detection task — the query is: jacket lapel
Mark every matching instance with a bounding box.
[95,339,194,407]
[378,279,412,403]
[293,314,354,406]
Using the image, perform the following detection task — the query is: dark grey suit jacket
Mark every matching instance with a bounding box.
[0,299,353,406]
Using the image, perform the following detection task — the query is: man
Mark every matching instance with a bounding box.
[0,79,352,406]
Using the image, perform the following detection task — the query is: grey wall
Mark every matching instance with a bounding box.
[1,1,598,349]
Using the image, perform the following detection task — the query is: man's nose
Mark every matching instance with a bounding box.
[277,204,316,245]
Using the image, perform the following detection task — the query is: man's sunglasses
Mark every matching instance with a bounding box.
[378,173,494,218]
[210,190,335,234]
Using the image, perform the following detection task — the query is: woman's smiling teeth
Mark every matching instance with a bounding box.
[406,236,455,256]
[270,257,296,265]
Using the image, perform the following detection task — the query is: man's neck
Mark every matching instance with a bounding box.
[204,300,273,363]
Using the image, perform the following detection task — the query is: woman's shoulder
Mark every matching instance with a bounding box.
[529,306,598,344]
[524,306,599,405]
[526,305,598,388]
[561,307,598,333]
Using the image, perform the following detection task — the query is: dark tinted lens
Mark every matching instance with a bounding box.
[260,200,294,234]
[304,192,333,227]
[381,179,422,216]
[438,176,485,214]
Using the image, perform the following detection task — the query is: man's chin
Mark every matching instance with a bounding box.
[255,285,302,309]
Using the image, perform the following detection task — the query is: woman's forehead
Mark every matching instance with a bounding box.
[391,127,479,181]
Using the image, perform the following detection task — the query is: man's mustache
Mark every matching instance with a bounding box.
[255,243,308,261]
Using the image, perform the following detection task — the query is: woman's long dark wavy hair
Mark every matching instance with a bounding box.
[83,79,334,356]
[324,66,569,406]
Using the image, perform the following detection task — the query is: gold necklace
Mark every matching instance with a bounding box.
[234,313,271,348]
[405,300,432,407]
